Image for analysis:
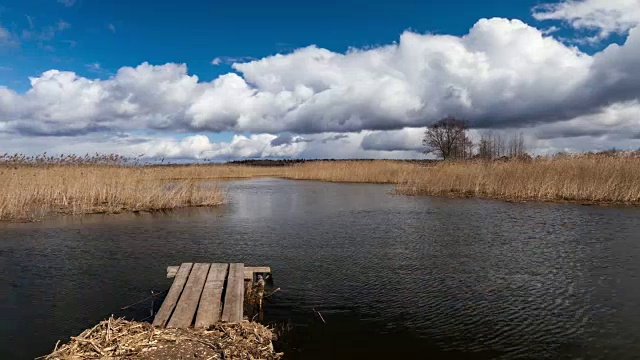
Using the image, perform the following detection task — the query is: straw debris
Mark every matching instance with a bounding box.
[42,316,283,360]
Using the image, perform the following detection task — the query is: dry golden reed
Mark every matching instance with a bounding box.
[3,153,639,221]
[0,164,223,221]
[398,156,640,204]
[148,154,640,205]
[147,156,640,204]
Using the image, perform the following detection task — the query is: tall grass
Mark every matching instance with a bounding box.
[147,156,640,204]
[398,156,640,203]
[0,164,223,221]
[145,160,413,183]
[2,153,639,221]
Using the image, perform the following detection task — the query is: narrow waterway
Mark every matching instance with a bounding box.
[2,178,640,359]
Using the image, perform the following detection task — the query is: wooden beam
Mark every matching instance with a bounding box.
[221,263,244,323]
[153,263,193,327]
[169,265,269,280]
[167,263,210,328]
[195,263,228,328]
[167,266,179,278]
[243,266,271,281]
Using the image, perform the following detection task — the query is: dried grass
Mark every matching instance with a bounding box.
[133,156,640,204]
[0,165,223,221]
[42,316,282,360]
[397,156,640,204]
[3,153,639,222]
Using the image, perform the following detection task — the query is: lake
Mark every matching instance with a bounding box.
[2,178,640,359]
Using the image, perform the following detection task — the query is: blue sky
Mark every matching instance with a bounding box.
[0,0,639,160]
[1,0,544,91]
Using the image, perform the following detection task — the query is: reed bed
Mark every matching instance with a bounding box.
[2,153,639,221]
[0,164,223,221]
[148,160,415,184]
[142,156,640,205]
[150,155,640,204]
[398,156,640,204]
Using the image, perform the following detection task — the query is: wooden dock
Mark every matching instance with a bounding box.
[152,263,271,328]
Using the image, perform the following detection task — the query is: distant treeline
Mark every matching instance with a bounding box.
[225,158,439,167]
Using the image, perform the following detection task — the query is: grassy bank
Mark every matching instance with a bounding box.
[152,155,640,204]
[0,165,223,221]
[397,156,640,204]
[143,155,640,205]
[2,154,639,221]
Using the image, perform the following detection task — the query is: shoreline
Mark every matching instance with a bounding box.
[4,177,637,223]
[2,156,640,221]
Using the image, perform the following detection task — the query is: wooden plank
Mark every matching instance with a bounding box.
[195,263,229,328]
[153,263,193,327]
[167,263,210,328]
[221,263,244,323]
[243,266,271,280]
[167,266,179,278]
[169,265,269,279]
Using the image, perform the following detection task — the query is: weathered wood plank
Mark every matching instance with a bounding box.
[167,266,179,278]
[221,263,244,323]
[167,263,210,328]
[243,266,271,280]
[195,263,229,328]
[153,263,193,327]
[169,265,269,280]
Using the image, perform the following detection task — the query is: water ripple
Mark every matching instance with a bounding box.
[3,179,640,359]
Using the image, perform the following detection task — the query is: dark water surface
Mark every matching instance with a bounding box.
[2,178,640,359]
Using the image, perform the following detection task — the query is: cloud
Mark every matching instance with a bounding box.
[2,18,614,137]
[211,56,257,66]
[57,0,77,7]
[0,24,19,47]
[57,20,71,31]
[270,133,311,146]
[533,100,640,140]
[298,132,426,159]
[321,134,349,143]
[85,62,107,74]
[361,128,424,151]
[108,23,116,33]
[533,0,640,40]
[0,129,429,161]
[20,18,71,49]
[119,133,309,160]
[2,2,640,159]
[0,25,10,44]
[25,15,34,29]
[62,39,77,47]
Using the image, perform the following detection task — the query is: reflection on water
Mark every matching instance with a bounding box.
[2,178,640,359]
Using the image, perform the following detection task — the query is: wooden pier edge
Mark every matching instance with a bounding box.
[167,265,271,281]
[156,263,271,329]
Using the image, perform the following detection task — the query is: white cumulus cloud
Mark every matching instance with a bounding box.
[1,0,640,159]
[533,0,640,39]
[0,18,610,136]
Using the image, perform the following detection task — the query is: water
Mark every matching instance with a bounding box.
[2,178,640,359]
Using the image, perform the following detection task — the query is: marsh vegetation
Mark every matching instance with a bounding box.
[0,154,223,221]
[2,151,639,221]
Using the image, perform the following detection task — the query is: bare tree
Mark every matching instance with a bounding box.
[478,132,494,160]
[423,116,471,160]
[478,131,506,160]
[452,133,474,160]
[492,133,506,158]
[478,130,527,160]
[507,132,527,158]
